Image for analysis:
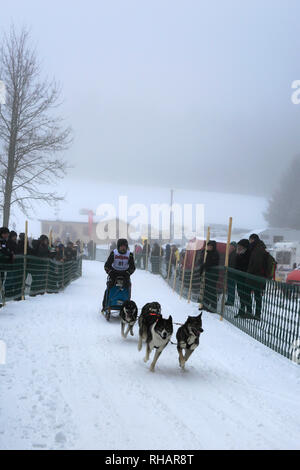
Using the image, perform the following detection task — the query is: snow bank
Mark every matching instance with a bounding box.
[0,261,299,450]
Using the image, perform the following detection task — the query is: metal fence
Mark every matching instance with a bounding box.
[139,254,300,363]
[0,254,82,305]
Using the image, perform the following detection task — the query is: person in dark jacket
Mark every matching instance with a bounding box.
[17,233,30,255]
[65,241,76,261]
[0,227,13,307]
[53,244,65,262]
[0,227,13,261]
[142,240,150,270]
[200,240,220,312]
[165,243,171,274]
[102,239,136,311]
[7,231,18,255]
[33,235,51,258]
[29,235,50,296]
[5,230,21,300]
[247,234,267,320]
[234,239,252,318]
[150,243,160,274]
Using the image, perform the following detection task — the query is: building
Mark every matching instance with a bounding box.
[40,218,137,245]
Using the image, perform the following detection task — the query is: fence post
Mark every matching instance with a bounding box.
[220,217,233,321]
[180,249,188,299]
[21,220,28,301]
[198,227,210,310]
[187,248,197,303]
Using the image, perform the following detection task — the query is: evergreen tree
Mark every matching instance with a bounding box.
[264,156,300,229]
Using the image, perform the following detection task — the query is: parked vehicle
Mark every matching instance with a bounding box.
[272,242,300,281]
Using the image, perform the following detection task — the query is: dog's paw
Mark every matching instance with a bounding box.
[149,365,155,372]
[144,356,149,363]
[130,329,134,336]
[179,359,185,369]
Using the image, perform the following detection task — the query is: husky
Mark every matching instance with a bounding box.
[119,300,138,338]
[140,301,161,316]
[176,313,203,369]
[138,304,173,372]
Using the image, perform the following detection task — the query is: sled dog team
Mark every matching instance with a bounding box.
[103,238,204,372]
[119,300,204,372]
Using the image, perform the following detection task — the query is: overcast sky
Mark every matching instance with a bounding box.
[2,0,300,197]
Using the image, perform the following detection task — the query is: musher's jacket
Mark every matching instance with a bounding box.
[104,249,136,276]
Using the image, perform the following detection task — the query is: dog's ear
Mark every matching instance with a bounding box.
[168,315,173,322]
[200,328,204,333]
[198,313,202,319]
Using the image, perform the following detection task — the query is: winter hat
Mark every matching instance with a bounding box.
[249,233,259,242]
[117,238,128,251]
[9,230,17,239]
[237,239,250,249]
[230,241,237,248]
[0,227,9,236]
[207,240,217,249]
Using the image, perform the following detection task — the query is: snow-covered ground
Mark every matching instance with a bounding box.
[0,261,299,450]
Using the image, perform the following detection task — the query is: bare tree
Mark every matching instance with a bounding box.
[0,26,72,227]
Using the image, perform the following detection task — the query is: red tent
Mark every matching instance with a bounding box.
[184,238,227,270]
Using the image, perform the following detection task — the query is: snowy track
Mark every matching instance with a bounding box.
[0,261,299,450]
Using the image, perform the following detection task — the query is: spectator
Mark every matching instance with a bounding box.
[0,227,12,261]
[234,239,251,318]
[165,243,171,274]
[169,245,179,278]
[65,241,76,261]
[29,235,50,296]
[87,240,95,260]
[17,232,30,255]
[200,240,220,312]
[247,233,267,320]
[6,231,24,301]
[150,243,160,274]
[134,244,143,269]
[54,244,65,262]
[7,231,18,255]
[142,240,150,270]
[0,227,13,308]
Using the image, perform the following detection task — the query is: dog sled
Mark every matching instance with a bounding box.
[102,275,131,322]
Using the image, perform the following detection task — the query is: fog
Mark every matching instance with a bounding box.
[2,0,300,209]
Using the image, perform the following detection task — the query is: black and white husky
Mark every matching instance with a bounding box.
[119,300,138,338]
[138,303,173,372]
[176,313,203,369]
